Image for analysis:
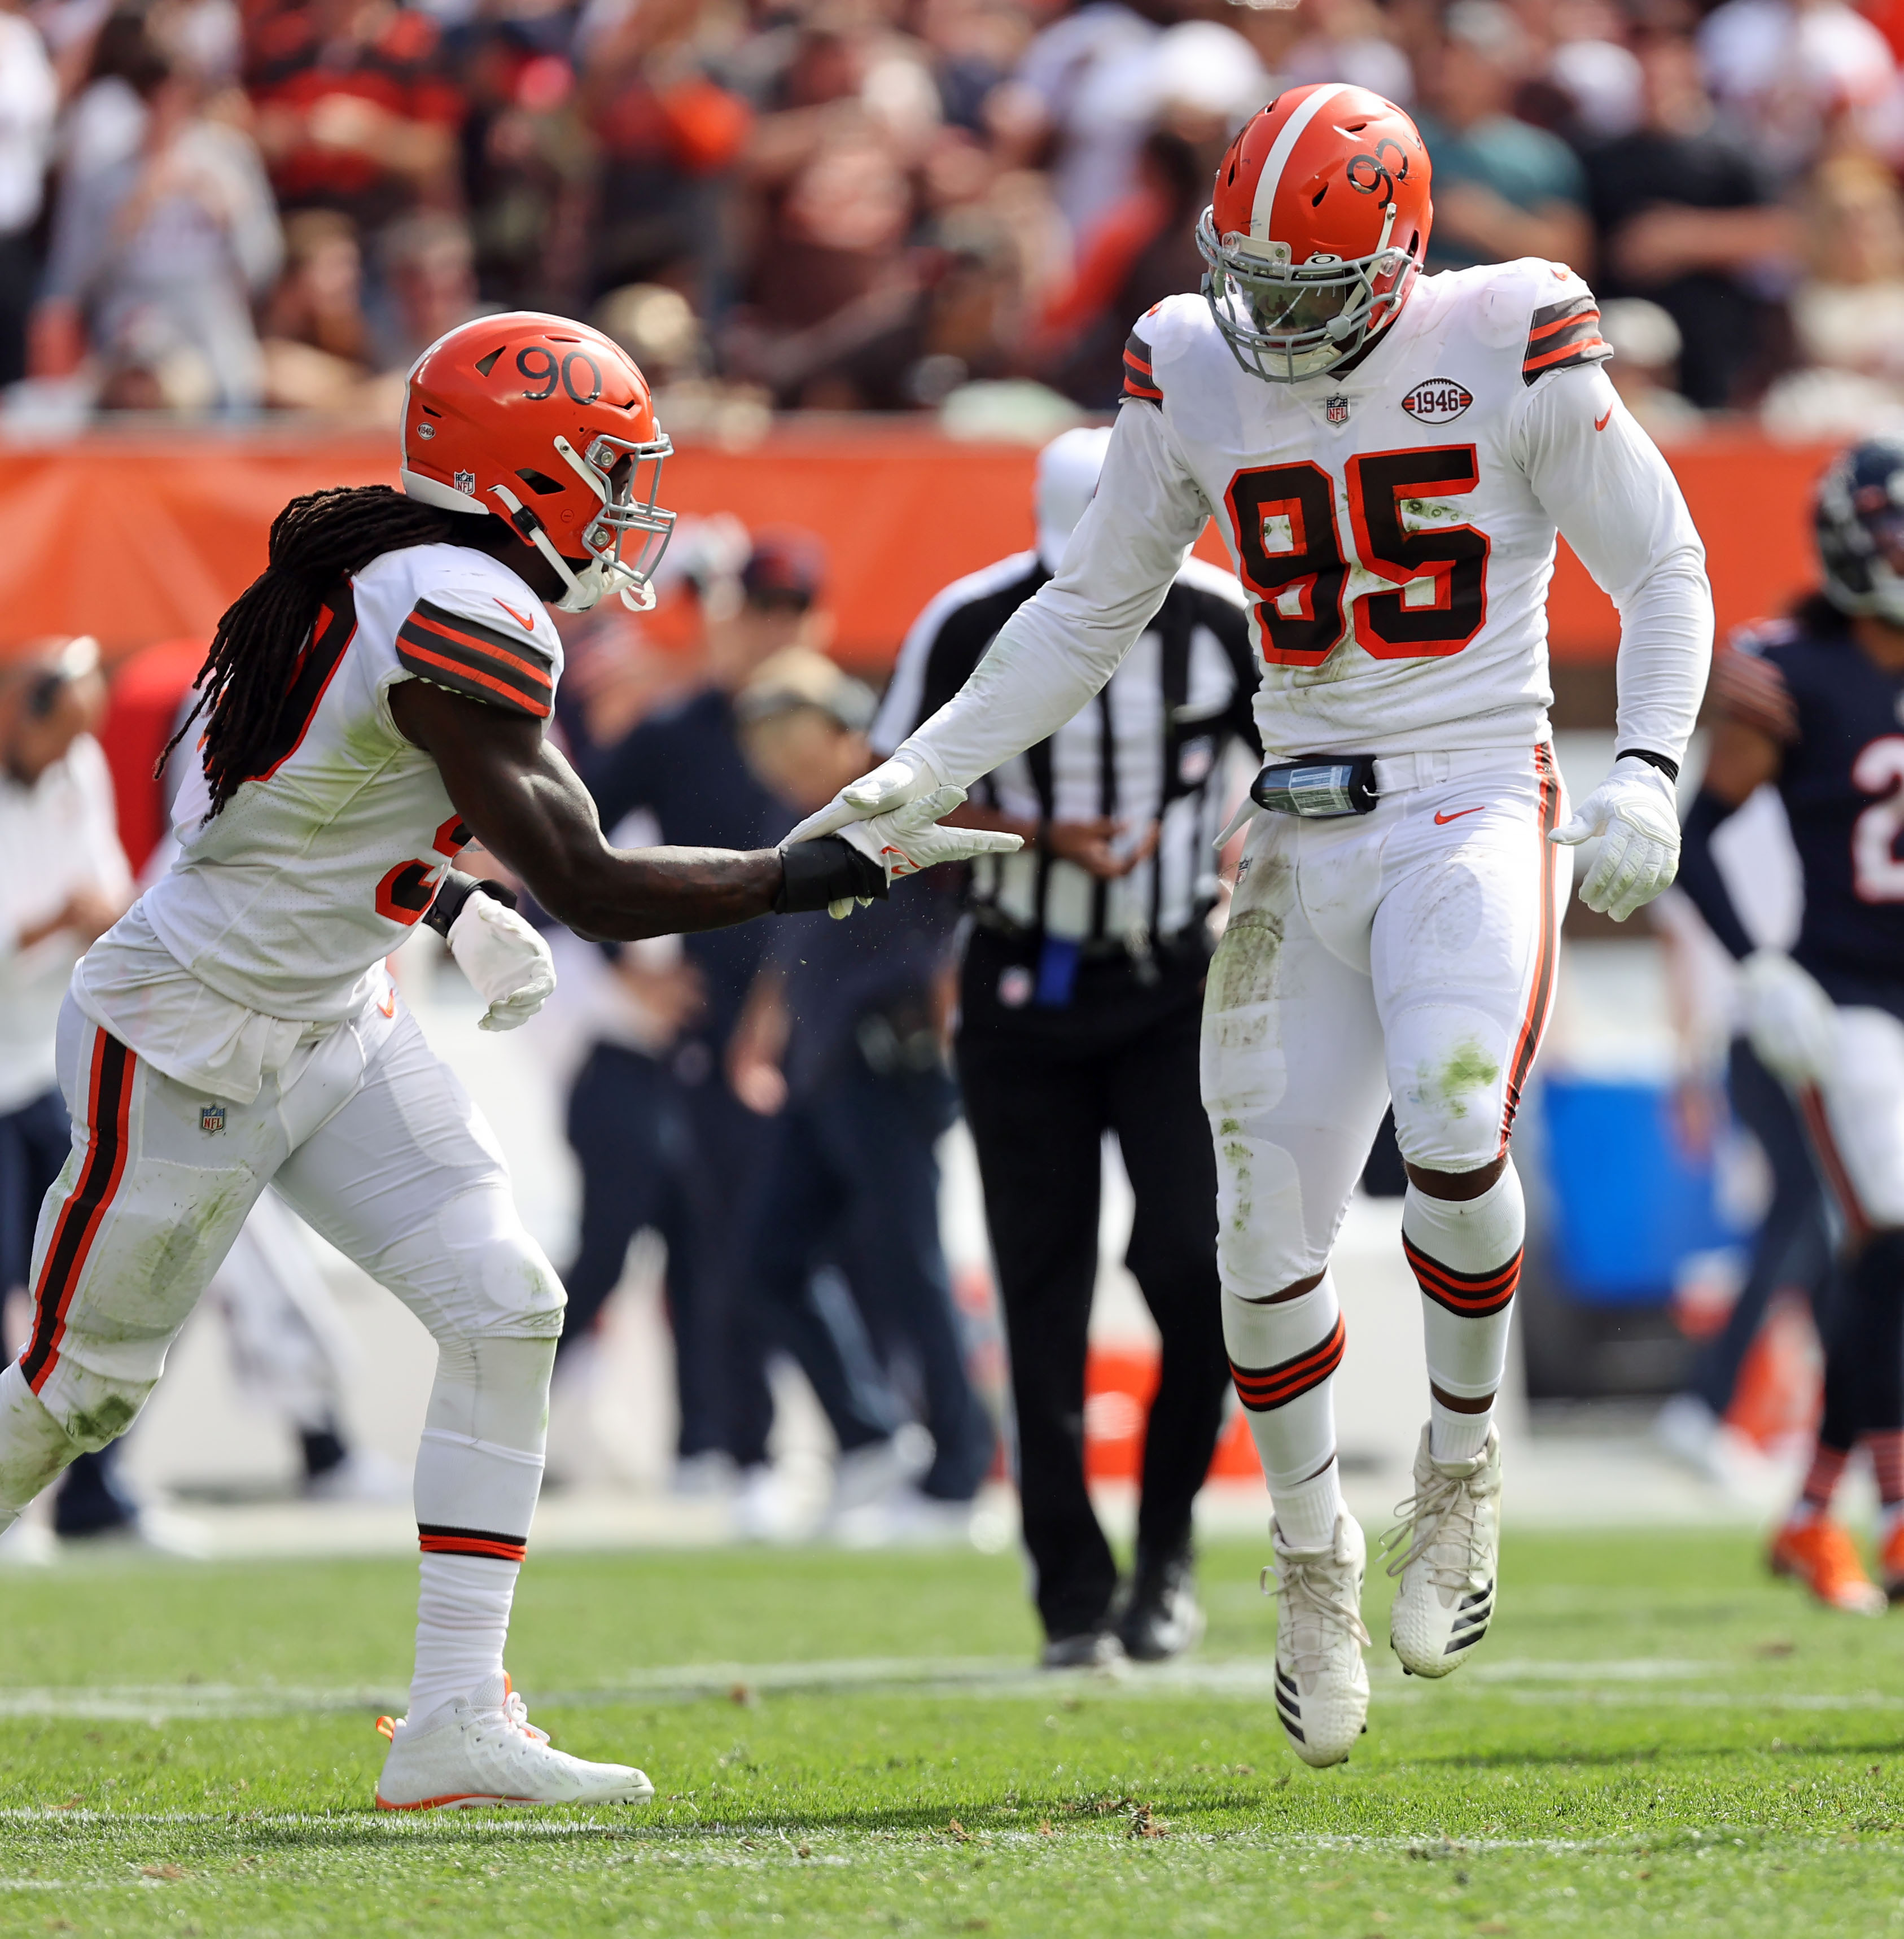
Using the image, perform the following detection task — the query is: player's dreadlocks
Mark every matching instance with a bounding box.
[161,485,462,815]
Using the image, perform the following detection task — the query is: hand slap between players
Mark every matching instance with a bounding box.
[1548,756,1682,922]
[790,785,1023,919]
[782,745,944,845]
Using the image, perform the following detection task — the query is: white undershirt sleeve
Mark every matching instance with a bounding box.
[900,400,1213,789]
[1515,364,1713,769]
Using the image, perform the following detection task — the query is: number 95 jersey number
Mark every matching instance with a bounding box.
[1119,259,1705,764]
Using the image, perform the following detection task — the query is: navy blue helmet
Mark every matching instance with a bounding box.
[1817,437,1904,626]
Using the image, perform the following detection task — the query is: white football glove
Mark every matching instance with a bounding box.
[1740,949,1839,1088]
[820,785,1023,918]
[1548,756,1680,922]
[783,744,943,846]
[446,892,557,1031]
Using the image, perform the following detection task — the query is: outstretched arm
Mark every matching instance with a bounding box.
[393,680,806,938]
[391,681,1018,938]
[793,393,1211,838]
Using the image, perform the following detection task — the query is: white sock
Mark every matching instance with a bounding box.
[407,1335,554,1721]
[1403,1167,1524,1462]
[1223,1271,1345,1550]
[412,1553,519,1718]
[1429,1399,1494,1464]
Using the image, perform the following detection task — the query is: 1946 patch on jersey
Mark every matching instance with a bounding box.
[1401,377,1473,424]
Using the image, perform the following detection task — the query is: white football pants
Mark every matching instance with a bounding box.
[15,992,563,1486]
[1201,743,1569,1299]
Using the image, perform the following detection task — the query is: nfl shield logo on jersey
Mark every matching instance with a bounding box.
[199,1103,226,1136]
[1325,394,1350,425]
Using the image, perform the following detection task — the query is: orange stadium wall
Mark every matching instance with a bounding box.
[0,425,1837,670]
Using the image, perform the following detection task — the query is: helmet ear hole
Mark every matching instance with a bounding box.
[515,468,567,496]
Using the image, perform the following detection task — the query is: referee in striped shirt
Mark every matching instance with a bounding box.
[873,428,1260,1666]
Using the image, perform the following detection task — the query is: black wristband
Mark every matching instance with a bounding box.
[1616,747,1680,784]
[774,837,888,914]
[423,870,519,938]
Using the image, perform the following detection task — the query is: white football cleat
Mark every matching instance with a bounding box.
[1267,1510,1371,1767]
[375,1673,655,1810]
[1382,1422,1502,1678]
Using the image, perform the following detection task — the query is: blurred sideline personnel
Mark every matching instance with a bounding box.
[582,531,834,1516]
[732,650,992,1538]
[0,636,139,1547]
[875,427,1254,1663]
[1677,438,1904,1616]
[0,313,1014,1810]
[798,85,1713,1763]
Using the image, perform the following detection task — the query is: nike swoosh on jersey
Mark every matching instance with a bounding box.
[1594,408,1613,432]
[494,598,538,631]
[1434,806,1486,825]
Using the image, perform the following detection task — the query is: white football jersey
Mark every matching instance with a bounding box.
[899,259,1711,786]
[137,542,563,1021]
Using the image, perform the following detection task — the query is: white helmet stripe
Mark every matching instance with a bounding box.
[1249,84,1353,242]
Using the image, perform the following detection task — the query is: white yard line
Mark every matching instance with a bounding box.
[0,1655,1891,1720]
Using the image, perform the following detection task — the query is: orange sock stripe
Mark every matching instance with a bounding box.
[417,1522,527,1563]
[1406,1238,1522,1317]
[1229,1314,1346,1412]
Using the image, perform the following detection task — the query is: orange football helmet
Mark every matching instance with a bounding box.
[1197,85,1433,383]
[400,312,675,612]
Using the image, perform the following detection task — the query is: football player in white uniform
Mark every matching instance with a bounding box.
[793,86,1713,1764]
[0,313,1016,1809]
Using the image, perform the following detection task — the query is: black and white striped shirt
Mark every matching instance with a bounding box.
[873,550,1260,947]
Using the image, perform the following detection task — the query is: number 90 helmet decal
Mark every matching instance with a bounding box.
[400,312,676,612]
[1816,437,1904,628]
[1197,85,1433,385]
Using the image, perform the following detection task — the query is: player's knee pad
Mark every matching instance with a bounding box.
[1387,1004,1518,1174]
[25,1351,156,1457]
[0,1362,89,1516]
[403,1184,567,1345]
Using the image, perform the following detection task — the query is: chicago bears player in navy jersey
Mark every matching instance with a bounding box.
[1678,439,1904,1613]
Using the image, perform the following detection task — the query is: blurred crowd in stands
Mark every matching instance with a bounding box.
[2,0,1904,434]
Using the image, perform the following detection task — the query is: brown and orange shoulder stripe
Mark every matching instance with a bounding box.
[396,598,555,720]
[1122,331,1162,406]
[1522,292,1611,386]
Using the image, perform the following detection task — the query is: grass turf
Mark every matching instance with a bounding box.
[0,1529,1901,1935]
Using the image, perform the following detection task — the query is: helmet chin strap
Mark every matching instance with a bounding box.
[487,482,655,613]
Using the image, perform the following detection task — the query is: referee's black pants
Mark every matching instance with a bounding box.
[956,927,1230,1642]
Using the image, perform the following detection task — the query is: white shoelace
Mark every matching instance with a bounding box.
[1380,1463,1489,1589]
[1266,1552,1371,1678]
[498,1688,551,1746]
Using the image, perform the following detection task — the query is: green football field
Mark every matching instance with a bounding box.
[0,1527,1899,1936]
